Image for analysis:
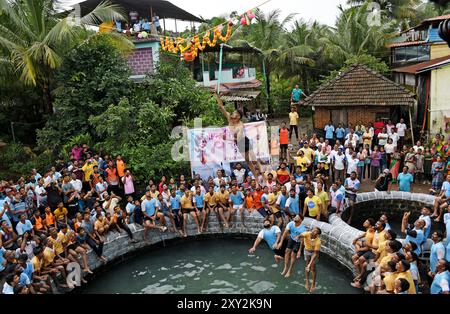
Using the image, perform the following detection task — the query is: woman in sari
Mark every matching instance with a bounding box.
[404,147,416,175]
[431,156,445,192]
[390,147,401,184]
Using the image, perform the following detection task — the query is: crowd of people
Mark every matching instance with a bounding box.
[114,12,162,38]
[1,101,450,294]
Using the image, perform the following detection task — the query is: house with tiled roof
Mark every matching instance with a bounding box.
[302,64,416,132]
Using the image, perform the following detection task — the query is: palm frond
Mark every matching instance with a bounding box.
[80,0,127,26]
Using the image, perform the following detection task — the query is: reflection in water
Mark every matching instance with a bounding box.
[80,239,359,294]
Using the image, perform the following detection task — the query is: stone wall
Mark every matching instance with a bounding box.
[85,212,362,276]
[342,191,436,225]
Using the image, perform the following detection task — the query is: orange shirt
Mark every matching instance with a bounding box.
[280,128,289,145]
[45,213,55,227]
[116,160,126,177]
[34,216,44,230]
[252,190,264,209]
[245,195,255,209]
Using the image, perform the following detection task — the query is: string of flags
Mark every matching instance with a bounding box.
[160,8,258,62]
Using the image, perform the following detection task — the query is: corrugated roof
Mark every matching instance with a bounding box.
[207,79,262,92]
[302,64,415,108]
[392,55,450,74]
[78,0,203,22]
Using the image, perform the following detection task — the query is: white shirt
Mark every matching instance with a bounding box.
[2,283,13,294]
[34,185,47,207]
[190,186,206,194]
[70,179,83,193]
[284,182,300,194]
[386,124,395,135]
[347,157,359,174]
[396,123,407,137]
[385,143,396,154]
[413,145,424,153]
[345,133,359,142]
[378,133,389,146]
[389,133,400,147]
[333,154,346,170]
[233,169,247,184]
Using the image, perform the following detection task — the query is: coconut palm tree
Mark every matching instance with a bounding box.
[0,0,129,115]
[233,9,296,113]
[322,3,396,68]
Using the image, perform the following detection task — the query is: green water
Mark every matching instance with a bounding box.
[80,239,359,294]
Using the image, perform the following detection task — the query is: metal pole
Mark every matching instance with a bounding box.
[175,18,178,33]
[408,106,415,144]
[163,17,166,35]
[217,44,224,94]
[10,121,16,143]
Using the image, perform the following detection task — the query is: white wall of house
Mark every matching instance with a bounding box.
[429,65,450,135]
[200,67,256,87]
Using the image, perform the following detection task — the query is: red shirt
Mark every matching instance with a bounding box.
[373,122,385,136]
[252,190,264,209]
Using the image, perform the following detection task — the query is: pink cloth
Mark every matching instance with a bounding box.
[71,147,82,160]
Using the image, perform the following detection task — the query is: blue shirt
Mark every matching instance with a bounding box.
[430,271,450,294]
[16,220,33,236]
[398,172,414,192]
[336,127,345,138]
[0,247,5,272]
[229,192,244,206]
[446,241,450,261]
[445,213,450,246]
[258,226,281,251]
[277,194,287,209]
[142,22,151,31]
[19,272,31,285]
[442,181,450,198]
[286,196,300,215]
[292,88,302,102]
[143,198,160,217]
[193,193,205,209]
[405,228,424,255]
[324,125,335,139]
[170,195,181,211]
[430,242,446,273]
[286,221,306,242]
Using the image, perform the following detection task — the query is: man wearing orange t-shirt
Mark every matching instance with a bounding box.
[279,123,289,160]
[116,155,126,178]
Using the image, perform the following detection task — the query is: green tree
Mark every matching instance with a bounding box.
[0,0,129,115]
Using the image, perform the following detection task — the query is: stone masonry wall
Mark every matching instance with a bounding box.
[85,212,362,276]
[128,47,154,76]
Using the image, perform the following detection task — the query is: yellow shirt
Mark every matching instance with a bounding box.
[372,230,387,253]
[49,235,64,255]
[301,147,315,162]
[383,273,396,293]
[379,252,394,269]
[316,191,329,214]
[395,271,416,294]
[82,161,98,182]
[364,229,375,246]
[304,196,322,217]
[296,156,310,172]
[303,231,321,251]
[289,112,299,126]
[267,193,278,213]
[180,195,194,209]
[43,247,56,267]
[31,256,42,272]
[204,193,217,206]
[140,191,159,201]
[53,207,68,221]
[376,241,389,262]
[215,191,230,205]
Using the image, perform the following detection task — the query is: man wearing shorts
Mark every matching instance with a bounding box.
[203,186,216,232]
[344,171,360,224]
[229,185,244,226]
[249,219,285,263]
[142,191,168,241]
[296,227,322,292]
[277,215,306,278]
[215,185,230,229]
[180,190,201,236]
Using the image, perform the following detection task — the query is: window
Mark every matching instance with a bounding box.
[393,45,430,64]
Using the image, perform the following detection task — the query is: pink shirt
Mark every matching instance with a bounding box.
[122,175,135,195]
[71,147,82,160]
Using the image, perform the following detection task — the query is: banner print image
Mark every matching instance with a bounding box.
[188,121,270,179]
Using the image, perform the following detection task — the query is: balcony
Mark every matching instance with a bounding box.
[197,67,257,87]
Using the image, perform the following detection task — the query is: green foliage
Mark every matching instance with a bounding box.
[0,144,53,180]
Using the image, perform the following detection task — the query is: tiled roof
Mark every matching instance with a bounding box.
[392,55,450,74]
[302,64,415,107]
